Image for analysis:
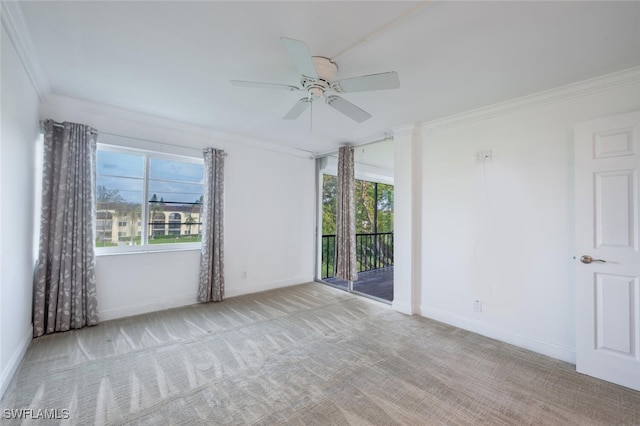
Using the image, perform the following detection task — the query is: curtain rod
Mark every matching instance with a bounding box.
[42,120,98,135]
[40,120,221,154]
[312,135,394,159]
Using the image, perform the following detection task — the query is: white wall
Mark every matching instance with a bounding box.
[353,139,394,172]
[320,154,394,185]
[0,24,39,396]
[395,76,640,363]
[40,95,315,321]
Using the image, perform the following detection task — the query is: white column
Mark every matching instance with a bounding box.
[392,124,422,315]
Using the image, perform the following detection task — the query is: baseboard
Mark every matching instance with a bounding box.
[225,276,314,299]
[420,305,576,364]
[99,277,315,321]
[99,296,197,321]
[391,300,415,315]
[0,326,32,399]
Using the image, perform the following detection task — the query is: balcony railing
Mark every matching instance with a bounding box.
[321,232,394,279]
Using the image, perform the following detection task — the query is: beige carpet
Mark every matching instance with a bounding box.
[2,283,639,425]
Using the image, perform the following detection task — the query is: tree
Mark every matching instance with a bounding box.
[355,180,375,234]
[320,175,395,274]
[322,178,394,235]
[184,214,196,235]
[149,194,162,239]
[97,185,124,205]
[96,185,140,245]
[376,183,394,233]
[322,175,337,235]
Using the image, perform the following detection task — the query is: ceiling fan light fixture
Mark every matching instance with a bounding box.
[308,86,324,99]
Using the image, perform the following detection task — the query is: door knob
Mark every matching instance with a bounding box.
[580,255,606,264]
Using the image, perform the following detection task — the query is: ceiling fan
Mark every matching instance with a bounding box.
[231,37,400,123]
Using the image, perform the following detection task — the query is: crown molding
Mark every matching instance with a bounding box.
[40,94,315,159]
[393,122,421,138]
[418,66,640,134]
[1,1,50,99]
[312,135,393,159]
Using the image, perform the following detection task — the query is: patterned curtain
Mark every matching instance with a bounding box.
[198,148,225,302]
[33,120,99,337]
[336,146,358,282]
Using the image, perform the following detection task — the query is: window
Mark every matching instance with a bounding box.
[320,174,394,278]
[168,213,182,236]
[96,211,113,245]
[152,212,166,237]
[96,145,204,252]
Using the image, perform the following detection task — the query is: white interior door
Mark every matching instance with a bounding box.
[575,110,640,391]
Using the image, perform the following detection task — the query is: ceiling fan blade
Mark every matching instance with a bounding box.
[284,98,311,120]
[334,72,400,93]
[230,80,300,91]
[326,96,372,123]
[280,37,318,79]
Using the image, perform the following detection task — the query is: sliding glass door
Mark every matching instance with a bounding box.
[316,141,394,302]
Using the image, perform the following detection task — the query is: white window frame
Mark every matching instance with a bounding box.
[95,143,204,255]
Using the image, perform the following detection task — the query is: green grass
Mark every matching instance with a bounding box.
[149,235,202,244]
[96,235,202,247]
[95,240,118,247]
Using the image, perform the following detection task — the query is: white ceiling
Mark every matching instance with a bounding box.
[18,1,640,154]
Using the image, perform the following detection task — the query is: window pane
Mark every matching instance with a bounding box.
[96,176,143,248]
[147,202,202,245]
[149,158,203,183]
[147,158,204,245]
[376,183,394,233]
[97,176,144,205]
[355,179,375,234]
[321,174,337,278]
[322,175,337,235]
[97,151,144,178]
[148,180,204,204]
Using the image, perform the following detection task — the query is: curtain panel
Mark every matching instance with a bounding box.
[198,148,226,302]
[336,146,358,282]
[33,120,99,337]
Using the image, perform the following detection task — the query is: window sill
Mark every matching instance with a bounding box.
[95,244,201,256]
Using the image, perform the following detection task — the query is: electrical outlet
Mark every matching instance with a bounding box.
[241,271,247,279]
[475,150,492,164]
[474,299,482,313]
